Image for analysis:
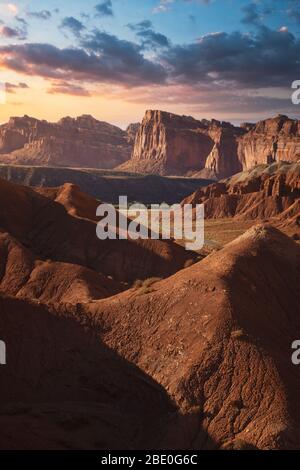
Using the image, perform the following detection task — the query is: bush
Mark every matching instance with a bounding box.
[132,279,143,289]
[132,277,162,292]
[142,277,162,288]
[136,286,155,296]
[231,329,245,339]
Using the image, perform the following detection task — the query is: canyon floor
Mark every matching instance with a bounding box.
[0,163,211,205]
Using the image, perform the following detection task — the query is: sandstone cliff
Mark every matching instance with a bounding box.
[1,111,300,179]
[0,114,132,168]
[119,110,244,178]
[238,114,300,170]
[120,111,300,179]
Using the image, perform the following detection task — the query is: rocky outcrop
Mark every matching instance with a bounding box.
[2,111,300,178]
[0,114,132,168]
[182,161,300,234]
[238,115,300,169]
[120,111,300,179]
[119,110,244,178]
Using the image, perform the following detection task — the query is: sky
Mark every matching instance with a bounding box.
[0,0,299,127]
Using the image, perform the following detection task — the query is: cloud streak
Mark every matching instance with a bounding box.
[95,0,113,17]
[27,10,52,20]
[160,27,300,88]
[127,20,170,49]
[47,81,90,96]
[0,24,298,90]
[60,17,86,35]
[0,32,167,86]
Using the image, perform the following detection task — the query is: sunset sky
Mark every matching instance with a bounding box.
[0,0,299,127]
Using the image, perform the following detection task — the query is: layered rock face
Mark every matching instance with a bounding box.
[182,161,300,233]
[238,114,300,169]
[120,111,300,179]
[119,110,244,178]
[0,114,132,168]
[1,111,299,178]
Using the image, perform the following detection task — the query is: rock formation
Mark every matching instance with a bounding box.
[238,115,300,170]
[0,231,120,303]
[1,173,300,449]
[0,114,132,168]
[120,111,300,179]
[119,110,244,178]
[182,161,300,235]
[1,111,299,179]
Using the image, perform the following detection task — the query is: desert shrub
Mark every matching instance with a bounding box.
[132,279,143,289]
[132,277,162,294]
[231,329,245,339]
[142,277,162,288]
[136,286,154,296]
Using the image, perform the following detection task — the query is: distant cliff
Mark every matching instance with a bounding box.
[1,111,299,179]
[119,111,300,179]
[119,110,244,178]
[0,114,133,169]
[237,114,300,169]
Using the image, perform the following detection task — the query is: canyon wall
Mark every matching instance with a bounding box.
[237,114,300,169]
[1,111,299,179]
[120,111,300,179]
[0,114,132,168]
[119,110,244,178]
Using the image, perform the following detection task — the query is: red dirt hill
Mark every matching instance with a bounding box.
[0,215,300,448]
[0,294,175,450]
[0,178,196,284]
[86,225,300,449]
